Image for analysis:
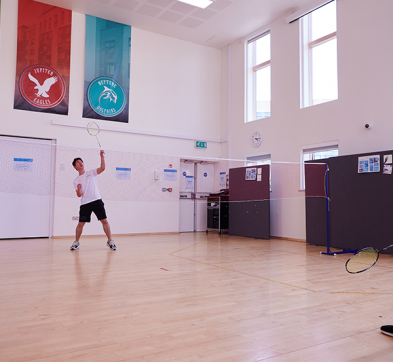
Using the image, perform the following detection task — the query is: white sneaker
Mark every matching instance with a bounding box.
[70,241,79,250]
[106,239,116,250]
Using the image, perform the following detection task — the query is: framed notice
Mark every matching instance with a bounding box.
[185,176,194,190]
[383,164,392,175]
[245,167,256,180]
[358,155,380,173]
[164,169,177,181]
[116,167,131,180]
[219,172,226,187]
[14,158,33,172]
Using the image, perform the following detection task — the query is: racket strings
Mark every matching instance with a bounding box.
[87,122,101,148]
[346,248,379,273]
[87,122,100,136]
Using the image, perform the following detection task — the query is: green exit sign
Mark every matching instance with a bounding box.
[195,141,207,149]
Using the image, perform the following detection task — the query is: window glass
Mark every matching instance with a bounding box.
[255,34,270,65]
[311,1,336,41]
[255,66,271,119]
[301,0,337,108]
[246,31,271,122]
[311,149,338,160]
[311,38,338,105]
[246,159,271,167]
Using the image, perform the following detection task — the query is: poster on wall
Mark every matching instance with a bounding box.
[245,167,257,180]
[383,164,392,174]
[164,169,177,181]
[14,0,72,115]
[116,167,131,180]
[13,158,33,172]
[219,172,226,187]
[83,15,131,123]
[383,154,392,174]
[358,155,380,173]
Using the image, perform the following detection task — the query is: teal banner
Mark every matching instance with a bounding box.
[83,15,131,123]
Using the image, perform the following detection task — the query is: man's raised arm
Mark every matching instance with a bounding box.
[97,150,105,175]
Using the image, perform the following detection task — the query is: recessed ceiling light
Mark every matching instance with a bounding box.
[177,0,213,9]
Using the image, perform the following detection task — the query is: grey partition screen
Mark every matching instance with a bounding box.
[228,165,270,239]
[305,150,393,253]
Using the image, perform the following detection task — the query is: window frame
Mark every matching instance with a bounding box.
[246,154,271,167]
[246,30,271,123]
[300,1,337,108]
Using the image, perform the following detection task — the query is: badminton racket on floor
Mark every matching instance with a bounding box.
[345,244,393,274]
[87,122,101,148]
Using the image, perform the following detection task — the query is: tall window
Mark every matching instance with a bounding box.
[301,144,338,189]
[301,1,337,107]
[246,31,271,122]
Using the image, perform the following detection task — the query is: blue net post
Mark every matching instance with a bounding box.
[321,164,357,256]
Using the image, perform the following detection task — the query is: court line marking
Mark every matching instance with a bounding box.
[170,239,317,293]
[168,239,207,255]
[169,239,393,296]
[331,291,393,295]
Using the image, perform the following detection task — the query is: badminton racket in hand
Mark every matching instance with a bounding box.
[87,121,101,148]
[345,244,393,274]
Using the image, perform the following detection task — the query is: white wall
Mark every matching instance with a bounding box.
[0,0,222,237]
[224,0,393,240]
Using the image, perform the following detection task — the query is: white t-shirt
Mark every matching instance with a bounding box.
[73,169,101,205]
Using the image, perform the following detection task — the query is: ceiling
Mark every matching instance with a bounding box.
[35,0,310,49]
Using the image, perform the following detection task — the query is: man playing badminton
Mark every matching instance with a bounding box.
[70,150,116,251]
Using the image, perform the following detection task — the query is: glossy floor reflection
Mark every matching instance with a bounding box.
[1,233,393,361]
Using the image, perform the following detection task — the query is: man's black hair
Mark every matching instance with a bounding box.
[72,157,83,167]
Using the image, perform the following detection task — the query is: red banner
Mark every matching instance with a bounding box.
[14,0,71,115]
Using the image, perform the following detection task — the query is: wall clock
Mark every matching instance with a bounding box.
[251,131,262,147]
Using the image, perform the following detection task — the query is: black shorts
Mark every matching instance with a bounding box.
[79,199,107,223]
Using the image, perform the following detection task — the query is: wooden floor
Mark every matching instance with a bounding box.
[1,233,393,362]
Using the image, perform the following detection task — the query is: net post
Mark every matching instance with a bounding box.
[321,164,357,256]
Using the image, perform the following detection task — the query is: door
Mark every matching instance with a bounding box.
[0,136,55,239]
[179,161,217,233]
[179,193,194,232]
[179,161,195,232]
[195,163,215,232]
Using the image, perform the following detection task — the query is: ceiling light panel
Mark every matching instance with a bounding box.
[177,0,213,9]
